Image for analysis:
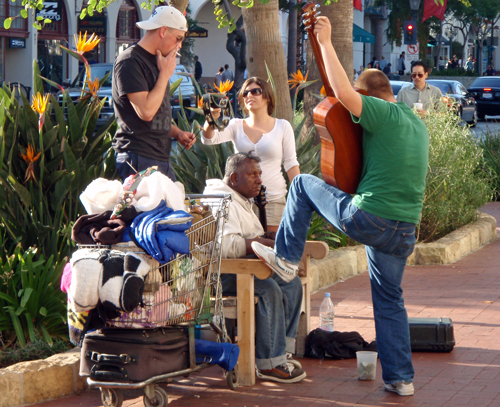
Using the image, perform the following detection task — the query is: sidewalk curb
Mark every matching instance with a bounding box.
[0,212,497,407]
[309,211,497,293]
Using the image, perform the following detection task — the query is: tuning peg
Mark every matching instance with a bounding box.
[314,11,321,18]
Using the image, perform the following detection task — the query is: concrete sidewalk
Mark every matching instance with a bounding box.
[27,203,500,407]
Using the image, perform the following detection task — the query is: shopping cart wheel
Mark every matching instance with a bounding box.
[226,363,239,390]
[143,385,168,407]
[100,388,123,407]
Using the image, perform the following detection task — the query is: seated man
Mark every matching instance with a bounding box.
[203,152,306,384]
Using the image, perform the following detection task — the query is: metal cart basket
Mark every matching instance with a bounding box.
[80,194,233,407]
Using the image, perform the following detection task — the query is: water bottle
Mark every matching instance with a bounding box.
[319,293,335,332]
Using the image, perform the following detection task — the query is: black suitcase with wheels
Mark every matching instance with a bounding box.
[408,317,455,352]
[80,327,189,382]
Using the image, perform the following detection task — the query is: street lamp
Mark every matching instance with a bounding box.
[409,0,421,20]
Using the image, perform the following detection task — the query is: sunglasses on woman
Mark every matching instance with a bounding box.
[411,73,425,78]
[243,88,263,97]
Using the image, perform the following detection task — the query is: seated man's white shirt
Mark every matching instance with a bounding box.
[203,179,264,258]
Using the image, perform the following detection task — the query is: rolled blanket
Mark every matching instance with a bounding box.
[131,200,193,263]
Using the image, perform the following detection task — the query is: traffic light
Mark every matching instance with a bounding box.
[404,20,417,45]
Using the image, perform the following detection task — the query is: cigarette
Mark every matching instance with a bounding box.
[176,51,181,56]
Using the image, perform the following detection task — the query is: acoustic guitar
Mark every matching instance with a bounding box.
[302,2,367,194]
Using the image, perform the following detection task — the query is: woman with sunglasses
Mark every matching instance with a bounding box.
[202,77,300,232]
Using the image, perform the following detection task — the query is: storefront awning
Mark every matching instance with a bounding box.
[353,24,375,44]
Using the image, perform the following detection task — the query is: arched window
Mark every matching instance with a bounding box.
[116,0,139,55]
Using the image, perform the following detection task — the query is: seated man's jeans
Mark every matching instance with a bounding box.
[115,152,176,182]
[221,273,303,370]
[276,174,416,385]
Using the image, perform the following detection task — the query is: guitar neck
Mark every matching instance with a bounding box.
[308,33,335,97]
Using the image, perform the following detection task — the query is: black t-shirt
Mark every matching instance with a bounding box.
[112,44,172,161]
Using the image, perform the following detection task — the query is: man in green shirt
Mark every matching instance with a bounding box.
[252,16,428,397]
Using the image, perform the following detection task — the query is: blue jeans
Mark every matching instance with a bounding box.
[115,152,176,182]
[275,174,415,384]
[221,273,303,370]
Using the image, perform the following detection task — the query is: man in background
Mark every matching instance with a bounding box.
[194,55,203,82]
[397,60,442,115]
[221,64,234,82]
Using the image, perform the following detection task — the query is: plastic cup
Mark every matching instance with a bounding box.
[414,102,423,110]
[356,351,378,381]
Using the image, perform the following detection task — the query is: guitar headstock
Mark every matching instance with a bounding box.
[302,2,320,32]
[255,185,267,208]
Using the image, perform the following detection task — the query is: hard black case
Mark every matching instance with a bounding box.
[408,317,455,352]
[80,327,189,382]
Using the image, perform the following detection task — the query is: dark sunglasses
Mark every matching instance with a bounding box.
[243,88,263,97]
[411,73,425,78]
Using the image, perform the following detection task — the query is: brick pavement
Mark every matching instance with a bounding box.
[27,203,500,407]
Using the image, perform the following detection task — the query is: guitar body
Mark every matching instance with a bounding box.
[314,92,367,194]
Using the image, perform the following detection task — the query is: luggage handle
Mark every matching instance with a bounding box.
[86,350,136,365]
[90,365,127,381]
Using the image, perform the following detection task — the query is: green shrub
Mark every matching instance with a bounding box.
[0,242,67,348]
[418,105,494,242]
[0,60,116,264]
[0,335,70,368]
[477,129,500,201]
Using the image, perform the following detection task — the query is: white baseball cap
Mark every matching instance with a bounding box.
[136,6,188,32]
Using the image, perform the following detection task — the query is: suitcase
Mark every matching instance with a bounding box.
[408,317,455,352]
[80,327,189,382]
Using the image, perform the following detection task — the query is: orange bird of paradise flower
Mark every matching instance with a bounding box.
[215,80,234,95]
[20,145,41,183]
[31,92,50,131]
[75,31,100,55]
[288,70,309,90]
[320,86,327,97]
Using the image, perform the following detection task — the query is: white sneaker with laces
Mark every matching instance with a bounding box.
[384,382,414,396]
[251,242,299,283]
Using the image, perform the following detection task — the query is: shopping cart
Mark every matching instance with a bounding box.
[79,194,233,407]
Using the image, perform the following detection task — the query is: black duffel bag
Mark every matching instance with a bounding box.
[80,327,189,382]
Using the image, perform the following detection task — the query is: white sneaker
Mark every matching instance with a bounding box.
[251,242,298,283]
[384,382,414,396]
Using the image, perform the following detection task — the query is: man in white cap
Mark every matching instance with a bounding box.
[112,6,196,181]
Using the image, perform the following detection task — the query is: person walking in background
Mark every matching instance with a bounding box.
[397,60,442,116]
[111,5,195,182]
[215,66,224,87]
[222,64,234,82]
[465,55,474,71]
[379,56,388,71]
[202,77,300,233]
[251,15,428,397]
[194,55,203,82]
[397,54,406,75]
[438,56,445,71]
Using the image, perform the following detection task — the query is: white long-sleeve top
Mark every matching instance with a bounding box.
[201,118,299,200]
[203,179,264,259]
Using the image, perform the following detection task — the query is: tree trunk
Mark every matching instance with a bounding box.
[288,0,298,102]
[301,1,354,142]
[169,0,188,13]
[242,0,293,122]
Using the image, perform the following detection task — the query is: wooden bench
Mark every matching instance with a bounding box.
[220,241,329,386]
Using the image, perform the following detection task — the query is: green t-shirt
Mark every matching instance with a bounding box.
[351,95,429,224]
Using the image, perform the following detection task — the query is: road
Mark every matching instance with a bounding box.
[472,116,500,136]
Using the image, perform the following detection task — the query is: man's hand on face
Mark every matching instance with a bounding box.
[156,47,177,79]
[176,131,196,149]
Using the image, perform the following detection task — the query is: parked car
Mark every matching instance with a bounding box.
[467,77,500,120]
[58,63,196,127]
[389,80,412,97]
[427,79,477,126]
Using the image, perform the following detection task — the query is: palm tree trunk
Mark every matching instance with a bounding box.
[242,0,293,122]
[301,1,354,142]
[288,1,298,103]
